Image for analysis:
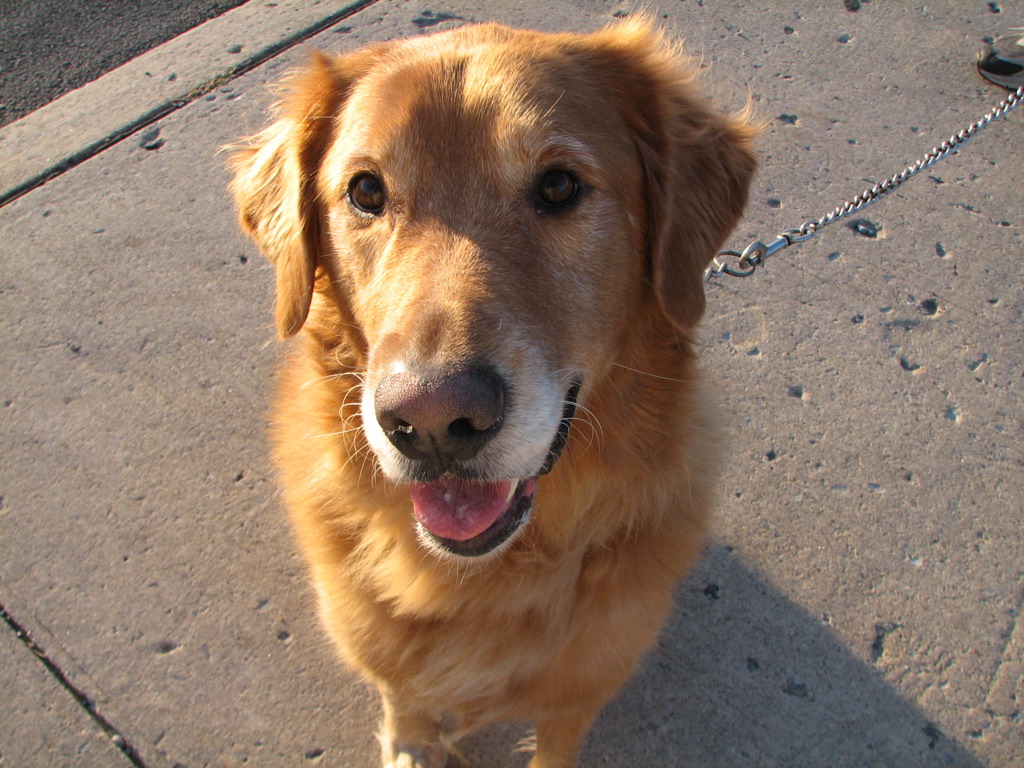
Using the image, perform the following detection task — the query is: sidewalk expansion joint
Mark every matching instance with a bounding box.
[0,601,149,768]
[0,0,383,209]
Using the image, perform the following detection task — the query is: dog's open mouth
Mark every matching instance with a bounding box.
[410,476,537,557]
[409,381,580,557]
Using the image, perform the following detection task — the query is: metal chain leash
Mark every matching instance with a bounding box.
[705,84,1024,281]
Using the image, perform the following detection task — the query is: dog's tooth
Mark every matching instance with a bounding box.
[505,481,518,504]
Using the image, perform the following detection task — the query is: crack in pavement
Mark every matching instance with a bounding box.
[0,601,148,767]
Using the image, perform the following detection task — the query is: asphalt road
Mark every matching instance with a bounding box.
[0,0,247,127]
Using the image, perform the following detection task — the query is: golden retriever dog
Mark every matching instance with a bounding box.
[231,16,755,768]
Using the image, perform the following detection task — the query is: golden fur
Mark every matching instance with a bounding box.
[231,18,756,768]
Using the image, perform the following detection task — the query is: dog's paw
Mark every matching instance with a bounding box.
[383,744,447,768]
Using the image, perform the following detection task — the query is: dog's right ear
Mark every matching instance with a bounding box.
[230,51,366,337]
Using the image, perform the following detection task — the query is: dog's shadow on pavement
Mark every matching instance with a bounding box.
[458,542,981,768]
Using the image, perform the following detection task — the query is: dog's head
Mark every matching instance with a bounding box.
[231,19,756,559]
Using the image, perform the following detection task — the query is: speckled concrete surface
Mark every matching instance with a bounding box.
[1,1,1021,766]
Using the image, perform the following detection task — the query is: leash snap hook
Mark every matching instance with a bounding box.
[710,249,758,278]
[738,240,768,271]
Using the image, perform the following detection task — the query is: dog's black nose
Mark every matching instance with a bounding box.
[375,366,506,463]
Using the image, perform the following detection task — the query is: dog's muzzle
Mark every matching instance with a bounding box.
[374,371,581,557]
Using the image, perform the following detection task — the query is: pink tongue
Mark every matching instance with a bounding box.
[409,478,515,541]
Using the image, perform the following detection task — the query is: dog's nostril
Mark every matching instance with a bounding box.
[377,408,412,434]
[448,417,477,438]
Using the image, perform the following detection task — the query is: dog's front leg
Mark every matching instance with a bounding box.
[528,704,603,768]
[379,692,447,768]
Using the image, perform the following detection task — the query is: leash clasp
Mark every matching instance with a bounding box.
[705,234,792,280]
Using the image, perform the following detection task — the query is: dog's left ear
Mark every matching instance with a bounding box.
[229,50,375,337]
[586,19,758,331]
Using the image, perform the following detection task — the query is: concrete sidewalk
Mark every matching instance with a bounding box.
[1,1,1021,766]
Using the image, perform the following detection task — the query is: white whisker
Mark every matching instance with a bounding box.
[611,362,689,384]
[299,369,366,389]
[571,401,604,451]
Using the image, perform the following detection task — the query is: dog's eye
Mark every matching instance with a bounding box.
[348,173,387,215]
[535,170,579,210]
